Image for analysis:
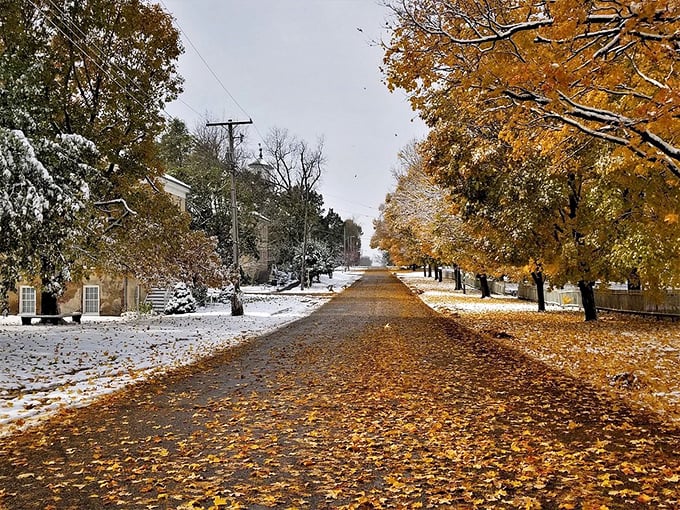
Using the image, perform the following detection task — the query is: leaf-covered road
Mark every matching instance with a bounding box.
[1,271,678,509]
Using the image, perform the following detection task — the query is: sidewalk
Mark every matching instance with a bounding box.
[0,270,678,509]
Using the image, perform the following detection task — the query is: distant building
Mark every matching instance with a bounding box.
[246,145,274,181]
[241,150,274,283]
[162,173,190,211]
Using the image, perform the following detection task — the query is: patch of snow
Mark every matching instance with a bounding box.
[244,267,363,294]
[0,270,363,436]
[394,271,559,313]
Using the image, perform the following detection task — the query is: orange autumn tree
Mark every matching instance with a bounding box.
[385,0,680,177]
[373,144,440,266]
[420,112,613,317]
[417,95,680,320]
[371,142,476,273]
[94,176,227,292]
[417,113,562,308]
[384,0,680,320]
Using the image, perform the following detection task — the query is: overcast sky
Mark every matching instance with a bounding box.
[160,0,428,257]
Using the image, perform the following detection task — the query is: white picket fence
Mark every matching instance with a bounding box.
[440,269,518,296]
[517,282,582,308]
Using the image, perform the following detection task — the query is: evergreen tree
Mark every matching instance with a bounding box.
[164,282,196,315]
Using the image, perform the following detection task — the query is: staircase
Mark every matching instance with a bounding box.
[145,287,171,313]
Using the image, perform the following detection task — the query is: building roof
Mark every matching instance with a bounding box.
[251,211,271,223]
[162,173,191,192]
[161,174,191,203]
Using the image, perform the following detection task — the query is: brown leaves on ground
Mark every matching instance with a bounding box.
[0,271,679,509]
[408,274,680,425]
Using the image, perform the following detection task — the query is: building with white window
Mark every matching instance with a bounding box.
[5,175,191,317]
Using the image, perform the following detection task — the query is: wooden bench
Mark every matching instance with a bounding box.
[20,313,82,325]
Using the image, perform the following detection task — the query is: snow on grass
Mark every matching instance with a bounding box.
[0,269,363,436]
[395,271,680,426]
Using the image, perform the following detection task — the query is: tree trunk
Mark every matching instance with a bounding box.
[427,264,432,278]
[438,267,443,282]
[40,290,60,323]
[300,189,309,290]
[231,289,244,316]
[479,274,491,298]
[578,280,597,321]
[423,260,427,277]
[627,268,641,291]
[230,268,244,316]
[454,266,462,290]
[39,270,61,324]
[531,271,546,312]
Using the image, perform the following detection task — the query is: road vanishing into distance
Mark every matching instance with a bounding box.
[1,270,679,509]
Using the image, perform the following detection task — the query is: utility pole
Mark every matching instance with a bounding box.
[343,224,347,271]
[206,118,252,316]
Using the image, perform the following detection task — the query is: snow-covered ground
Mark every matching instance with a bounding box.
[395,270,561,312]
[0,270,363,436]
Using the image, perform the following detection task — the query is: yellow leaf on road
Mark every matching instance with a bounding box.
[213,495,228,506]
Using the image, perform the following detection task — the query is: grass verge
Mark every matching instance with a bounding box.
[397,271,680,426]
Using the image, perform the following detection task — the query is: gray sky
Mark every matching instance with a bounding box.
[161,0,428,256]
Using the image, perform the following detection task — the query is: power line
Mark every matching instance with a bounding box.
[158,2,248,116]
[43,0,144,98]
[27,0,195,123]
[322,192,381,212]
[158,0,268,144]
[171,97,203,119]
[27,0,152,115]
[43,0,202,119]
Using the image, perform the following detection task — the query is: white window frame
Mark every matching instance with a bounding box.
[19,286,36,315]
[83,285,100,315]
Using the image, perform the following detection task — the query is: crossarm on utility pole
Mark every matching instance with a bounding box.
[205,118,253,316]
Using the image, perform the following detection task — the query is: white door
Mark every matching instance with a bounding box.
[19,286,36,314]
[83,285,100,315]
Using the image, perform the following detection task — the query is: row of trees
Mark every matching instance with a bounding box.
[158,119,364,286]
[0,0,361,316]
[373,0,680,321]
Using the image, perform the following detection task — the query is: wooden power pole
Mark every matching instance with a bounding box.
[206,118,252,316]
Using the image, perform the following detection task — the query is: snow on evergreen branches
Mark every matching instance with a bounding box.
[164,282,197,315]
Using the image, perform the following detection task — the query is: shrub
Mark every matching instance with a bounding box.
[164,282,197,314]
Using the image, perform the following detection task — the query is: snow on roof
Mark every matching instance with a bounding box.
[251,211,271,222]
[162,173,191,191]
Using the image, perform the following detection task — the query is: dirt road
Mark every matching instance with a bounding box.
[0,270,678,509]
